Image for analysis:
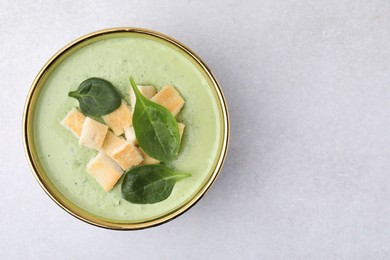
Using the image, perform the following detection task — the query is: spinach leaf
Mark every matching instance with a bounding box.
[68,77,121,116]
[121,164,191,204]
[130,76,181,162]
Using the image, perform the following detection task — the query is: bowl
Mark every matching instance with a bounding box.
[23,27,229,230]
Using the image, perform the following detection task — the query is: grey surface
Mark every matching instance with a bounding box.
[1,0,390,259]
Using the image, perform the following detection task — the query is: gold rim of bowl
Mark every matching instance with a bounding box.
[23,27,230,230]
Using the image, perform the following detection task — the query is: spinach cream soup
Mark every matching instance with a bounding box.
[32,32,223,222]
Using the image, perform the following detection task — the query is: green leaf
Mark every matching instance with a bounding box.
[121,164,191,204]
[129,76,181,162]
[68,77,121,117]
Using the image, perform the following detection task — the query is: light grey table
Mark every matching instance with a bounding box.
[2,0,390,259]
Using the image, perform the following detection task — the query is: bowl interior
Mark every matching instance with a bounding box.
[24,28,228,229]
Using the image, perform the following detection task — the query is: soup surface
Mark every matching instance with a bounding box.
[33,33,223,221]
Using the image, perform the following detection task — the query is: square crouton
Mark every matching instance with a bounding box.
[102,100,133,136]
[139,148,160,165]
[79,117,108,149]
[151,85,185,116]
[177,122,185,139]
[130,85,157,109]
[60,108,86,138]
[124,126,138,145]
[86,152,123,192]
[100,131,143,170]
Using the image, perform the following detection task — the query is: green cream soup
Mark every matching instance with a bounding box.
[33,33,223,222]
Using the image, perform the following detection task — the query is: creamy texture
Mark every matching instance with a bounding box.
[33,34,222,222]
